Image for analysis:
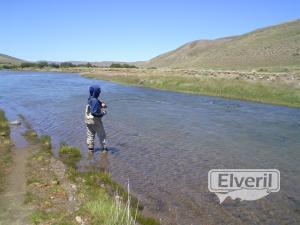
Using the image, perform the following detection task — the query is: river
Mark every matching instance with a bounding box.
[0,71,299,225]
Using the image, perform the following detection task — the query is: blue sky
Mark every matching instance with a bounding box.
[1,0,299,62]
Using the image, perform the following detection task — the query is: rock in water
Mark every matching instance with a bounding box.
[10,120,21,125]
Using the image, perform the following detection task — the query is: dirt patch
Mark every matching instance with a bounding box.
[0,145,34,225]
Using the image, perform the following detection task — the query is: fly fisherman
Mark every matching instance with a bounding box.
[85,85,108,152]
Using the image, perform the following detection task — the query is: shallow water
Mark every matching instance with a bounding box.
[0,71,299,225]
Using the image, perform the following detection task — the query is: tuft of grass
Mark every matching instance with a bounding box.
[0,110,10,137]
[18,114,40,143]
[23,130,38,142]
[39,135,52,154]
[59,143,81,167]
[31,210,50,224]
[79,173,159,225]
[24,191,40,204]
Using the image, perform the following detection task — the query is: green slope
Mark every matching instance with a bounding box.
[145,19,300,69]
[0,54,23,65]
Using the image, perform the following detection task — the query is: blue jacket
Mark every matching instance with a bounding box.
[88,85,104,117]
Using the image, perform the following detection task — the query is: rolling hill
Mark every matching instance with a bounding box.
[144,19,300,69]
[0,53,23,65]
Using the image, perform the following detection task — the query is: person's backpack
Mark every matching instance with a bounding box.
[85,104,95,124]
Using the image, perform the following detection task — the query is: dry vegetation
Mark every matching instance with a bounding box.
[144,19,300,69]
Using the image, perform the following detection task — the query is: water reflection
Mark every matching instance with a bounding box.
[83,150,110,174]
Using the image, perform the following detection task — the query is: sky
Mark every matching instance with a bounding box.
[1,0,299,62]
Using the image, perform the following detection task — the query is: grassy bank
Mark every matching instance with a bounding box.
[0,110,13,193]
[84,71,300,108]
[5,66,300,107]
[21,118,158,225]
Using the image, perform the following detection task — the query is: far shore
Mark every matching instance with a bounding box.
[3,66,300,108]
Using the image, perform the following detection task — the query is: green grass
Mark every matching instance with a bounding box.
[0,110,10,137]
[0,110,12,193]
[31,210,76,225]
[61,144,159,225]
[23,130,38,142]
[18,114,41,143]
[24,191,40,204]
[39,135,52,154]
[86,73,300,108]
[59,143,81,167]
[77,171,158,225]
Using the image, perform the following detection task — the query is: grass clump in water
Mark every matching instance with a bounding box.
[59,143,81,167]
[23,130,38,142]
[18,114,40,143]
[0,111,10,137]
[39,135,52,154]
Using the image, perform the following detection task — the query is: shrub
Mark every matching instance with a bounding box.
[49,63,60,68]
[60,62,75,68]
[110,63,138,69]
[0,64,17,69]
[37,61,48,68]
[85,62,93,67]
[257,68,268,72]
[20,62,37,68]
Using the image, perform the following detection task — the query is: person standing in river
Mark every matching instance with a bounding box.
[85,85,108,152]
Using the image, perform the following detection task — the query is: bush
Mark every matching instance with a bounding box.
[110,63,138,69]
[37,61,48,68]
[85,62,93,67]
[60,62,75,68]
[20,62,37,68]
[0,64,17,69]
[49,63,60,68]
[257,68,268,72]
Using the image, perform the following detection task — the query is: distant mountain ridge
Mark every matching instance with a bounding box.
[144,19,300,69]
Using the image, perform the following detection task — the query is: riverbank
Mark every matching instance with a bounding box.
[0,110,12,193]
[0,110,32,224]
[0,111,159,225]
[83,69,300,108]
[9,66,300,108]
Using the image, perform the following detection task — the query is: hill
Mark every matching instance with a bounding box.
[0,53,23,65]
[144,19,300,69]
